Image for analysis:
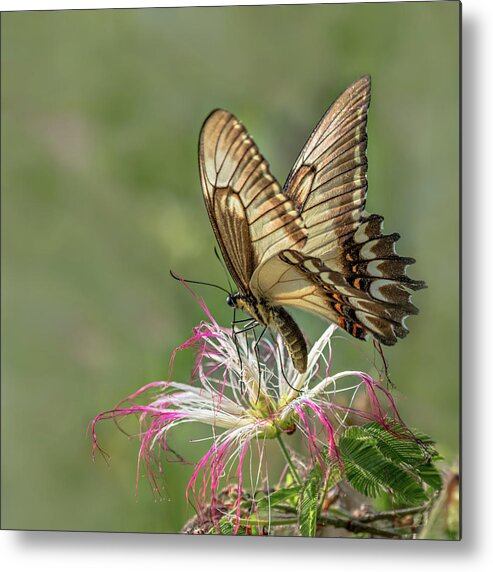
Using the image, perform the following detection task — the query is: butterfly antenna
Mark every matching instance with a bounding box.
[213,246,234,293]
[169,270,231,295]
[373,339,394,389]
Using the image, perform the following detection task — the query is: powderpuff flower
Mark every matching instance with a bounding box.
[92,293,403,528]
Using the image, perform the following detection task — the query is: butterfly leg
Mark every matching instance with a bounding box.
[373,339,394,389]
[252,325,267,357]
[235,323,259,380]
[231,308,245,390]
[232,320,261,371]
[233,322,259,335]
[231,310,259,393]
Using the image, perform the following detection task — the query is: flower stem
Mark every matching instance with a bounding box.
[317,470,332,515]
[276,434,302,486]
[268,503,412,539]
[358,502,431,523]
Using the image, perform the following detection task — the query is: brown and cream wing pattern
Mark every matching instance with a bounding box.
[262,223,425,346]
[252,217,425,346]
[253,76,426,345]
[199,109,307,294]
[198,78,425,349]
[283,75,371,258]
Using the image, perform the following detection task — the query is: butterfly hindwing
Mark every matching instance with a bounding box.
[254,213,425,345]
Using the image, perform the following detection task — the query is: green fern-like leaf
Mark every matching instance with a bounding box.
[340,435,424,502]
[298,467,321,537]
[218,517,246,535]
[364,422,439,465]
[416,463,443,491]
[257,485,301,511]
[338,423,441,506]
[362,423,428,465]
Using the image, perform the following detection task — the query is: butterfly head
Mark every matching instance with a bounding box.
[226,293,238,308]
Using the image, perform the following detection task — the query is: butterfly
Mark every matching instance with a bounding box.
[198,75,425,374]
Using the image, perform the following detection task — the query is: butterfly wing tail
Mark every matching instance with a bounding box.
[336,213,426,345]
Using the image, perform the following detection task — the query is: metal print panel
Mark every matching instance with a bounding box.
[1,1,460,539]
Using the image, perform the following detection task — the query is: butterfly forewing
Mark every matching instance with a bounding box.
[283,75,371,257]
[199,109,307,293]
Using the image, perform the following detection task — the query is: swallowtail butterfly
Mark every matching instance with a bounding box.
[199,76,425,373]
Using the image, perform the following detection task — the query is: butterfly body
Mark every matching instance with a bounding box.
[198,76,425,374]
[228,292,308,373]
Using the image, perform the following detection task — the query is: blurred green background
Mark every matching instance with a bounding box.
[1,2,459,533]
